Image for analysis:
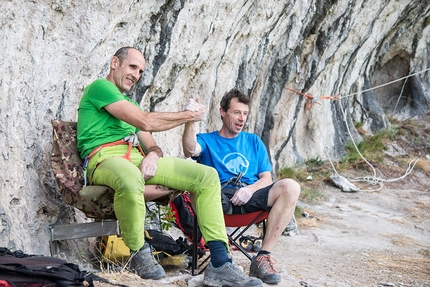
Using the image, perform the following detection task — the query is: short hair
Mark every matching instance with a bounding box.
[113,46,136,66]
[220,88,250,111]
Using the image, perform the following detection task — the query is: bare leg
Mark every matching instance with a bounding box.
[144,185,178,202]
[261,179,300,252]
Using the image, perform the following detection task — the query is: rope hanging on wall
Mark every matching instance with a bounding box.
[285,66,430,110]
[284,67,430,191]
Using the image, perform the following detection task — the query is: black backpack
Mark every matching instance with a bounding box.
[144,229,182,255]
[0,247,120,287]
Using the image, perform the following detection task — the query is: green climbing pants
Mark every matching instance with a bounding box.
[86,145,228,251]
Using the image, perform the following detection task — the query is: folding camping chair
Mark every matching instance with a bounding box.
[191,210,268,275]
[49,120,178,256]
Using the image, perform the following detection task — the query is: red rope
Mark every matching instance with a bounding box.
[285,87,340,110]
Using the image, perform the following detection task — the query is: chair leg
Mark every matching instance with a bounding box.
[191,211,267,274]
[192,214,198,275]
[230,235,253,260]
[191,214,210,275]
[262,218,266,238]
[227,211,267,261]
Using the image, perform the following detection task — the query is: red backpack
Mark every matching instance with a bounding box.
[169,192,206,257]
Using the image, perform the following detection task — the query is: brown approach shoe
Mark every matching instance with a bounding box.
[249,254,281,284]
[129,242,166,280]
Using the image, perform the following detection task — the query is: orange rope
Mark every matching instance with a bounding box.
[285,87,340,110]
[83,139,146,186]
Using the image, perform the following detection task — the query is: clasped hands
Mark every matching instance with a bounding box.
[139,99,205,180]
[182,99,206,121]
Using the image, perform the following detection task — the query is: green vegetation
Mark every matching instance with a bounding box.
[277,126,402,208]
[420,248,430,258]
[146,204,176,231]
[299,186,327,203]
[294,205,303,218]
[277,159,328,206]
[425,15,430,27]
[305,155,324,172]
[354,121,364,129]
[340,128,397,166]
[277,166,302,181]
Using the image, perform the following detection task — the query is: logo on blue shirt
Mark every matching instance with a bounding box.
[222,152,249,175]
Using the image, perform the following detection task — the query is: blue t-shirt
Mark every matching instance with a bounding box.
[195,131,272,185]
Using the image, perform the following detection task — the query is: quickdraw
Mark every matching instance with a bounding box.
[221,172,247,189]
[285,87,340,110]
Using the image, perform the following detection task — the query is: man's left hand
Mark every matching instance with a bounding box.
[231,187,253,206]
[139,152,159,181]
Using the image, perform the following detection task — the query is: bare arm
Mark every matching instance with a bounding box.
[137,131,160,155]
[104,100,205,132]
[248,171,273,192]
[182,121,202,158]
[231,171,273,206]
[137,131,162,180]
[181,99,205,158]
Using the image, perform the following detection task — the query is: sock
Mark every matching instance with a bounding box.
[257,250,270,256]
[207,241,229,268]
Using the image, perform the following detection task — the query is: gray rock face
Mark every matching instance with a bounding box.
[0,0,429,257]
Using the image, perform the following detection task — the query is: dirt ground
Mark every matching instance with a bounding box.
[94,115,430,287]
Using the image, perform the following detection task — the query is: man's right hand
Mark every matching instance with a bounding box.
[231,187,253,206]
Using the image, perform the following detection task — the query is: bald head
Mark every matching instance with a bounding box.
[107,47,146,93]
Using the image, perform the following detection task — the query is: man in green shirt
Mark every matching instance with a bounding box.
[77,47,262,286]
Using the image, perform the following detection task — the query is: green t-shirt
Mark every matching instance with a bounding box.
[77,78,140,158]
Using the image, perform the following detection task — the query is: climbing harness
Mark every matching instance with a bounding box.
[285,87,340,110]
[82,134,145,186]
[220,172,249,214]
[221,172,247,189]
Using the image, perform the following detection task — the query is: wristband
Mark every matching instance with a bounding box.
[146,145,163,158]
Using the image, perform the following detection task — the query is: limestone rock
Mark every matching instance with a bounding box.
[0,0,428,259]
[330,174,361,193]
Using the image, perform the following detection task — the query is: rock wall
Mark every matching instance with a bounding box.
[0,0,429,256]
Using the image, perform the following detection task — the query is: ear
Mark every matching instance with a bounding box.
[110,56,119,69]
[220,107,227,120]
[219,107,225,117]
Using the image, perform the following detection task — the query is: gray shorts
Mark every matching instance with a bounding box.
[221,183,275,214]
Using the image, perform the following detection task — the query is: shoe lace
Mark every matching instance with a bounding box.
[256,254,277,274]
[224,263,247,279]
[130,247,158,267]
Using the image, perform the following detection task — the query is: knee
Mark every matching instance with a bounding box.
[277,178,301,200]
[116,176,145,195]
[206,165,219,178]
[201,165,220,185]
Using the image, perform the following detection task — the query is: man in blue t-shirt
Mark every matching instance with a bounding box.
[182,88,301,284]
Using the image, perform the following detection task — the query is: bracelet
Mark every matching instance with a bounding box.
[146,145,163,158]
